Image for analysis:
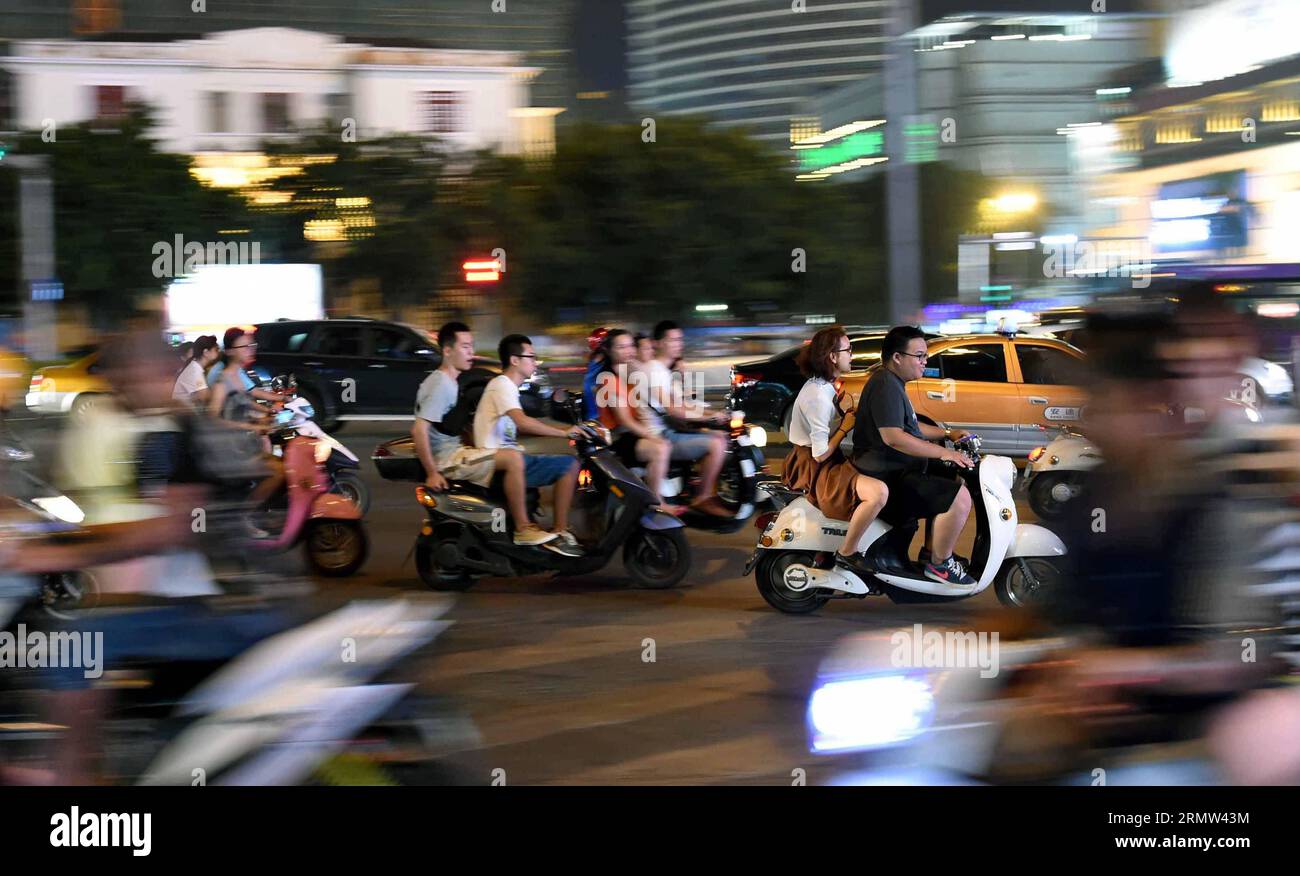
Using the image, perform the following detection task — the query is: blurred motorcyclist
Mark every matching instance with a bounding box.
[582,327,610,421]
[640,320,730,517]
[1037,310,1280,765]
[2,326,290,783]
[594,329,672,506]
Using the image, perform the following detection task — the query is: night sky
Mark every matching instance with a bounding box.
[573,0,627,90]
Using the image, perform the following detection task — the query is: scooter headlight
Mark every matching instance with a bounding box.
[808,674,935,754]
[748,425,768,448]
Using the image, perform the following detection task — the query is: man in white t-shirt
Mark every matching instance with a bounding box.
[637,320,731,517]
[412,322,556,548]
[473,334,588,556]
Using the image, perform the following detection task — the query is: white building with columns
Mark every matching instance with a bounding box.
[2,27,560,157]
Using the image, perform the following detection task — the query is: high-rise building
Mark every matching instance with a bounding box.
[626,0,892,146]
[0,0,580,118]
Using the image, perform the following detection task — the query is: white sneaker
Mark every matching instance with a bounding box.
[544,530,584,557]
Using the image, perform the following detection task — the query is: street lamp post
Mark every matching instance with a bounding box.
[884,0,921,326]
[9,154,58,360]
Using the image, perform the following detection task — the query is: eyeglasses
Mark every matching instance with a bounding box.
[232,342,258,349]
[898,351,928,360]
[517,353,538,360]
[835,346,852,354]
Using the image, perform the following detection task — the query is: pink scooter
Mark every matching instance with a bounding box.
[255,397,368,577]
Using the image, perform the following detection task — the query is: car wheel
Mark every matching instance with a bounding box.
[69,393,106,422]
[298,385,336,430]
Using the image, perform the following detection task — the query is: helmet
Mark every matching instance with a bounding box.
[270,373,298,394]
[587,327,609,353]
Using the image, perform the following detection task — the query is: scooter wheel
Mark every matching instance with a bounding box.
[415,536,474,591]
[622,528,691,589]
[333,472,371,516]
[995,557,1062,609]
[755,552,829,614]
[1027,472,1079,521]
[305,519,369,577]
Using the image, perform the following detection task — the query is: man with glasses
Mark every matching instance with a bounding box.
[852,326,977,586]
[472,334,587,557]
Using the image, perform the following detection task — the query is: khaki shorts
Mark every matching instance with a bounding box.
[437,445,497,488]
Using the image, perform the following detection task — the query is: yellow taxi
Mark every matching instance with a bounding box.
[841,333,1087,457]
[25,349,113,418]
[0,346,31,411]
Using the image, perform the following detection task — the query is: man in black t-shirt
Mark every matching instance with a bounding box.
[852,326,977,586]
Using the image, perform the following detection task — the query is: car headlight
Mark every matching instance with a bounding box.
[31,495,85,525]
[748,425,768,448]
[808,674,935,753]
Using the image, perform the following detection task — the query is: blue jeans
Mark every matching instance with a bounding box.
[524,453,575,488]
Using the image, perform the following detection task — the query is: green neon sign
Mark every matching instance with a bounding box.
[799,130,884,172]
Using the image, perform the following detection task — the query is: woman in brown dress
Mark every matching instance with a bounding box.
[783,326,889,568]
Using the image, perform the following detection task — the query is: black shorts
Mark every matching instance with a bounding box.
[877,468,962,525]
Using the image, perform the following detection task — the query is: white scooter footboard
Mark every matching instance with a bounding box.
[1007,524,1067,560]
[784,563,871,596]
[973,457,1019,593]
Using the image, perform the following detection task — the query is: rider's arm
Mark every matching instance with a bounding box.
[917,421,950,441]
[823,411,856,462]
[250,387,284,403]
[411,418,444,483]
[207,374,229,417]
[507,408,572,440]
[878,426,949,460]
[7,483,210,575]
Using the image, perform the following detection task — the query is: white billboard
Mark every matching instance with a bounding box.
[165,264,324,339]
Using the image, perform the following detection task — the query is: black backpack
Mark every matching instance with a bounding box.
[434,370,492,442]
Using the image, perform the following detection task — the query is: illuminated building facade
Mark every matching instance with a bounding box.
[1085,0,1300,264]
[0,0,580,121]
[626,0,892,146]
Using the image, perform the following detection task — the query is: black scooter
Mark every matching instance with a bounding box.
[376,413,692,591]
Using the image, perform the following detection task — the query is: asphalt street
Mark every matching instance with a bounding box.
[9,413,1034,785]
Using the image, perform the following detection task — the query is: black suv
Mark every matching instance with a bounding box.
[728,329,937,430]
[250,318,552,429]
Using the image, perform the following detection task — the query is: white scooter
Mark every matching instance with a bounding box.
[1022,399,1263,521]
[745,435,1066,613]
[1022,426,1099,521]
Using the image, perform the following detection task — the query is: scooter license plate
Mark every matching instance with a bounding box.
[740,458,757,478]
